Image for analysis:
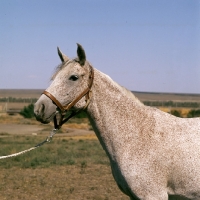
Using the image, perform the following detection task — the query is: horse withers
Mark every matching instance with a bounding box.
[34,44,200,200]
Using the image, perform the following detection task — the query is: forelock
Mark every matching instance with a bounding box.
[51,59,75,80]
[51,59,90,80]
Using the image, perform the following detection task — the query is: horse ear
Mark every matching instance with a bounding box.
[57,47,69,63]
[77,43,86,66]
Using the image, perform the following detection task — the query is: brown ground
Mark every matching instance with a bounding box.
[0,166,129,200]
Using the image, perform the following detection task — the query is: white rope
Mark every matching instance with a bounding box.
[0,129,57,160]
[0,147,38,159]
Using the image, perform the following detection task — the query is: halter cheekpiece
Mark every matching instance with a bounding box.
[43,64,94,129]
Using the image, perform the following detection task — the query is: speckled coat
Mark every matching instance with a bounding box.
[34,44,200,200]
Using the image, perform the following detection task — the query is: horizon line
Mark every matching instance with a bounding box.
[0,88,200,96]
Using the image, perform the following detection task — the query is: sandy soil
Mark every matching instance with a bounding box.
[0,124,97,144]
[0,124,44,135]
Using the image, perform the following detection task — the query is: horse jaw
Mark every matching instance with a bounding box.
[34,94,57,124]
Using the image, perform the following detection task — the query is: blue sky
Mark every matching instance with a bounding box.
[0,0,200,93]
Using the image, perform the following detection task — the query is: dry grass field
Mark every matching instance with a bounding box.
[1,89,200,101]
[134,91,200,102]
[0,89,43,98]
[0,89,43,111]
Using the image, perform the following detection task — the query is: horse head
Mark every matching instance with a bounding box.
[34,44,93,124]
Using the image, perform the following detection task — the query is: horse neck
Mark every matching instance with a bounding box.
[86,68,144,157]
[87,68,143,115]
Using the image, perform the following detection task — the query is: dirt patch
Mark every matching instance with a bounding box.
[0,114,94,138]
[0,165,129,200]
[0,124,96,140]
[0,124,44,135]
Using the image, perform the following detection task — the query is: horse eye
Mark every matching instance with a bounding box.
[69,75,79,81]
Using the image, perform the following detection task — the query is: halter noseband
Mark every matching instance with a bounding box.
[42,64,94,129]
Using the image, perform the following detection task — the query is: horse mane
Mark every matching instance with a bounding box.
[98,69,143,105]
[51,59,77,80]
[122,86,143,105]
[51,63,65,80]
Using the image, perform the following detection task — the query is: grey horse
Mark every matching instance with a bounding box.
[34,44,200,200]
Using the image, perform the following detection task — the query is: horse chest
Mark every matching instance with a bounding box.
[110,161,135,197]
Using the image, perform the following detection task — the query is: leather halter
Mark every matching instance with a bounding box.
[42,64,94,129]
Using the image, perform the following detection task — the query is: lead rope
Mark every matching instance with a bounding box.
[0,127,57,160]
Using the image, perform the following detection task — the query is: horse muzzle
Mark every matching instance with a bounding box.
[34,95,57,124]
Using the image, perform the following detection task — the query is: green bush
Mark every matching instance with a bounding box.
[75,110,87,118]
[20,104,34,118]
[170,110,182,117]
[20,104,87,119]
[187,109,200,118]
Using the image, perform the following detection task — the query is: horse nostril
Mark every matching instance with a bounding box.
[39,104,45,113]
[34,103,45,117]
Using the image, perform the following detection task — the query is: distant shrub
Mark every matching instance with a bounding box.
[143,101,200,108]
[187,109,200,118]
[74,110,87,118]
[20,104,34,118]
[170,110,182,117]
[19,105,87,119]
